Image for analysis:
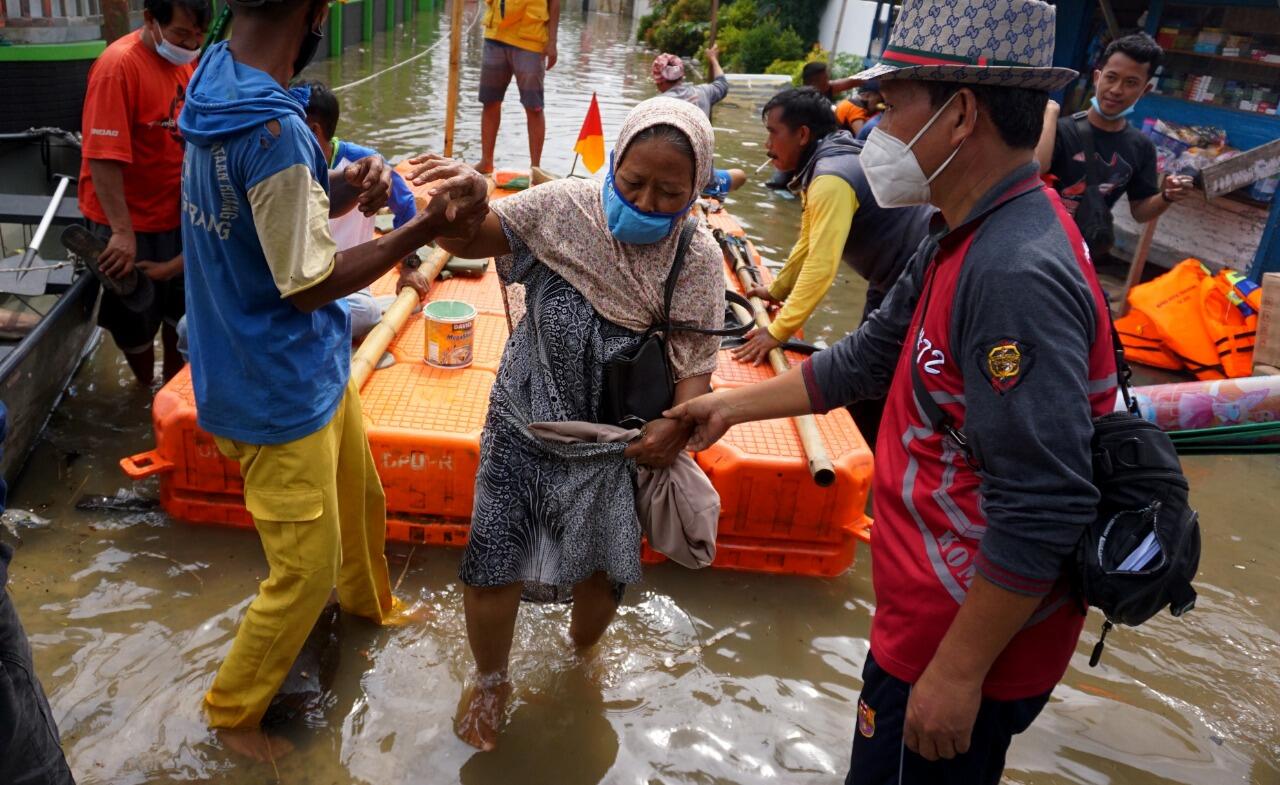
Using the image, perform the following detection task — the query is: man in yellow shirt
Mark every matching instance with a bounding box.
[477,0,561,174]
[733,87,932,446]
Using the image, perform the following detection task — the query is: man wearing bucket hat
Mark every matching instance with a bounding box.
[177,0,489,757]
[668,1,1122,781]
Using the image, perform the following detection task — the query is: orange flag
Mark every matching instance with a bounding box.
[573,93,606,174]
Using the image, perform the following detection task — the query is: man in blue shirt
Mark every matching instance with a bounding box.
[178,0,487,749]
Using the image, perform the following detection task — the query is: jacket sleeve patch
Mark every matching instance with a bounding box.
[977,338,1034,395]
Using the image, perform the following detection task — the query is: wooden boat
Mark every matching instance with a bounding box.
[0,128,101,484]
[122,172,875,577]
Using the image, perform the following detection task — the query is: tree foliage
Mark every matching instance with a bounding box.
[639,0,819,72]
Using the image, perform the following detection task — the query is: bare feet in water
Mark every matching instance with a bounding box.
[216,727,295,763]
[455,672,512,751]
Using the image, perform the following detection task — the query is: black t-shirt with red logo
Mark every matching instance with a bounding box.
[1049,112,1161,214]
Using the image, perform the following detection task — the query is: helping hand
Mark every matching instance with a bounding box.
[623,417,693,468]
[663,392,734,452]
[98,230,136,280]
[706,44,720,63]
[344,156,394,216]
[731,327,781,366]
[903,660,983,762]
[410,155,491,236]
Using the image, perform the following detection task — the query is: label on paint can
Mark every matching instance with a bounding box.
[423,300,476,368]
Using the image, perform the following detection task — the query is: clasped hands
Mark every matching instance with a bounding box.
[406,153,491,239]
[340,152,491,239]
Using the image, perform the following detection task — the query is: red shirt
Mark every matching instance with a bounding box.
[868,181,1117,700]
[78,30,194,233]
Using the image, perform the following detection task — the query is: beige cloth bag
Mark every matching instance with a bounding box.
[527,421,719,569]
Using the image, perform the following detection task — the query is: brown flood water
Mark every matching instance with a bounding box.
[6,4,1280,783]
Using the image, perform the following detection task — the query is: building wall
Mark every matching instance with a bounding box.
[817,0,883,60]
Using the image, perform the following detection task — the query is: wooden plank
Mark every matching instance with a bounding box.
[1118,216,1159,317]
[1198,138,1280,200]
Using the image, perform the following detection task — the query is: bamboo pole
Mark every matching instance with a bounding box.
[443,0,463,157]
[708,0,719,44]
[716,235,836,487]
[350,246,454,389]
[1117,215,1159,317]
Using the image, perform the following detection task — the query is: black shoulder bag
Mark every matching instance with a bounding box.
[600,217,753,428]
[1073,111,1116,259]
[910,266,1200,667]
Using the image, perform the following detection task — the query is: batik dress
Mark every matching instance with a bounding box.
[458,226,647,602]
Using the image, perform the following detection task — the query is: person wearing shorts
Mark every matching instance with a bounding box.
[476,0,560,174]
[87,220,186,363]
[78,0,209,385]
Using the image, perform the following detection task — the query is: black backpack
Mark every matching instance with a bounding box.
[1074,334,1200,664]
[1072,112,1116,259]
[911,270,1201,666]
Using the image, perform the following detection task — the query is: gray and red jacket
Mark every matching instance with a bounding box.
[803,163,1117,699]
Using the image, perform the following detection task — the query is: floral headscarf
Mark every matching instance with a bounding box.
[490,97,724,378]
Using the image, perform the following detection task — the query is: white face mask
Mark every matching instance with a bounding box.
[152,21,199,66]
[860,90,967,208]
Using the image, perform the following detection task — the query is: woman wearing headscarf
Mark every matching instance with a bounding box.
[410,97,724,750]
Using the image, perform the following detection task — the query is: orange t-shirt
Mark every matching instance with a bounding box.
[78,30,194,233]
[834,100,873,131]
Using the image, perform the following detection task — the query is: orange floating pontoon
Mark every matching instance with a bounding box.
[122,178,874,577]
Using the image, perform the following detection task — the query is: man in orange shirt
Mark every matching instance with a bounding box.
[79,0,210,385]
[834,81,883,136]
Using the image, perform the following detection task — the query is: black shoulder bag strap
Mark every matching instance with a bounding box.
[660,216,753,339]
[1077,112,1108,200]
[659,216,699,336]
[906,182,1055,463]
[908,266,975,455]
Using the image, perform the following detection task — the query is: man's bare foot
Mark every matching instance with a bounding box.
[474,161,495,175]
[381,594,432,627]
[216,727,295,763]
[454,671,512,751]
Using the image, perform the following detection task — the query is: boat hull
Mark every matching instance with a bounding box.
[0,273,100,484]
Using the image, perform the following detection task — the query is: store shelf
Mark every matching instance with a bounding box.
[1165,48,1280,69]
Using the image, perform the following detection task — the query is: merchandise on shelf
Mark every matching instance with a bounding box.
[1140,118,1274,203]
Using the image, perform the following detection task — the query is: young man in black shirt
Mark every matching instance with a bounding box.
[1036,33,1194,230]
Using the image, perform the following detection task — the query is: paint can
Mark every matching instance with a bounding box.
[423,300,475,368]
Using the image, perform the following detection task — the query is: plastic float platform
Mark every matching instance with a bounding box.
[122,178,874,577]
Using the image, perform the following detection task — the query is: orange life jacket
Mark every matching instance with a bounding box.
[1123,259,1226,379]
[1200,269,1262,378]
[1115,307,1184,370]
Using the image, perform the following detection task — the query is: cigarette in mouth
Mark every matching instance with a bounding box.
[755,159,773,173]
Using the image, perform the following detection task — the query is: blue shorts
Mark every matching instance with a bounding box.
[701,168,733,199]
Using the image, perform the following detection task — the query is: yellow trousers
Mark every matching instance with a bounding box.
[204,382,394,728]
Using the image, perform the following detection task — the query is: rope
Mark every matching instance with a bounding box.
[331,5,482,94]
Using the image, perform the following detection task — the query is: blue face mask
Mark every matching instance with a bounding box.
[602,155,692,245]
[1091,95,1136,122]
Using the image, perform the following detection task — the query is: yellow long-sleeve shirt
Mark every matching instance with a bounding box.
[766,174,858,342]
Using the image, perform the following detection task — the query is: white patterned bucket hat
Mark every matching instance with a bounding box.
[850,0,1077,91]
